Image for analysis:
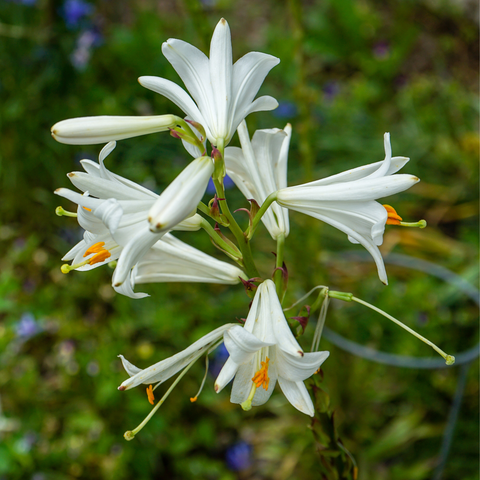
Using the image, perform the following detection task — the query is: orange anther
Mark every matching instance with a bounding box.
[190,396,198,403]
[251,357,270,390]
[83,242,106,257]
[88,250,111,265]
[146,385,155,405]
[83,206,92,212]
[383,204,403,225]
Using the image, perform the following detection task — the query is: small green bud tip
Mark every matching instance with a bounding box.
[328,291,353,302]
[446,355,455,366]
[61,264,71,274]
[240,400,252,411]
[124,431,135,441]
[55,206,64,216]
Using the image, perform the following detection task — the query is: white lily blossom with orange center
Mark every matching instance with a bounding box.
[214,280,329,416]
[225,121,291,239]
[139,18,279,147]
[56,142,209,291]
[276,133,419,284]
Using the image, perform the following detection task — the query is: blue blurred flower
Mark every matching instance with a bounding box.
[226,441,253,471]
[206,174,235,195]
[323,81,340,101]
[273,101,298,119]
[15,313,41,339]
[61,0,93,29]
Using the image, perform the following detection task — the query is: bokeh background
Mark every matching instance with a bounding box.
[0,0,478,479]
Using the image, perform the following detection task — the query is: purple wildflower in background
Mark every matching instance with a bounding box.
[206,174,235,195]
[273,101,297,119]
[323,81,340,102]
[15,313,41,339]
[61,0,93,29]
[71,29,102,70]
[373,41,390,60]
[226,441,253,471]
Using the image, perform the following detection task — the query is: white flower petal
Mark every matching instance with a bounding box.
[224,325,273,364]
[277,377,315,416]
[214,357,240,393]
[119,323,236,390]
[276,350,329,382]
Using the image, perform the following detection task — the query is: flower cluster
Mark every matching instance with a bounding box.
[53,18,450,440]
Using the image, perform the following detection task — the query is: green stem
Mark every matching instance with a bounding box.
[250,192,278,238]
[350,296,455,365]
[124,353,201,441]
[213,142,260,279]
[199,218,243,264]
[274,233,285,299]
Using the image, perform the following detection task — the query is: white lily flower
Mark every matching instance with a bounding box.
[225,120,290,239]
[51,115,177,145]
[139,18,279,147]
[56,142,205,290]
[276,133,419,284]
[214,280,329,416]
[118,323,238,391]
[114,233,247,299]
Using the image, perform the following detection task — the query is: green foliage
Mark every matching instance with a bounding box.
[0,0,478,479]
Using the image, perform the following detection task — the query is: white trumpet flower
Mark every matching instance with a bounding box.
[225,120,290,239]
[51,115,177,145]
[56,142,206,289]
[214,280,329,416]
[139,18,279,147]
[276,133,419,284]
[115,233,247,299]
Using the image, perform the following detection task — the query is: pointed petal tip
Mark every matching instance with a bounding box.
[297,350,304,357]
[118,385,126,391]
[214,383,219,393]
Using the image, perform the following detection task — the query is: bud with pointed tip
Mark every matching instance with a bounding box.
[148,156,214,233]
[51,115,178,145]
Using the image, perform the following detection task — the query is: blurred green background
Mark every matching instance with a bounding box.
[0,0,478,479]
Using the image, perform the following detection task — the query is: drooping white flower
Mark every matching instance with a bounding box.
[276,133,419,284]
[115,233,247,298]
[118,323,238,391]
[139,18,279,147]
[51,115,178,145]
[214,280,329,416]
[225,120,290,239]
[56,142,209,290]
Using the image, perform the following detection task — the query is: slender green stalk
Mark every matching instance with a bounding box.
[199,218,243,264]
[249,192,278,238]
[124,353,202,441]
[350,295,455,365]
[274,233,285,299]
[212,141,260,278]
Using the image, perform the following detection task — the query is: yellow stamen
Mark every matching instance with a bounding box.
[383,204,403,225]
[146,385,155,405]
[83,242,106,257]
[190,396,197,403]
[383,204,427,229]
[89,250,111,265]
[83,206,92,212]
[251,357,270,390]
